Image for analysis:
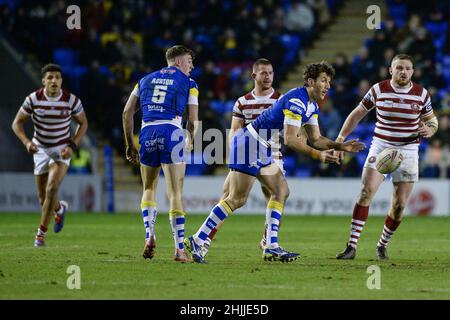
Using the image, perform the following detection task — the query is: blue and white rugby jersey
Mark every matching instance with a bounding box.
[132,66,198,128]
[250,86,319,142]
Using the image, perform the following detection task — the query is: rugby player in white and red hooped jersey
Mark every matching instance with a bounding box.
[11,63,88,247]
[201,59,283,256]
[335,54,439,260]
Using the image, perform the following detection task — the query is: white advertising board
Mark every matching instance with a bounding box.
[115,177,449,216]
[0,173,102,212]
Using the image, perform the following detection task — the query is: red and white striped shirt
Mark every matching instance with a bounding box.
[360,80,433,145]
[232,89,283,157]
[21,88,84,147]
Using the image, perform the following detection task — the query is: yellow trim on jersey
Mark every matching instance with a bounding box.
[312,114,318,118]
[134,83,139,90]
[283,109,302,121]
[169,209,186,216]
[219,200,233,215]
[189,87,199,97]
[268,200,284,213]
[141,201,157,209]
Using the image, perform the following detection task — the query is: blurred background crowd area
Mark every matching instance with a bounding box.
[1,0,449,178]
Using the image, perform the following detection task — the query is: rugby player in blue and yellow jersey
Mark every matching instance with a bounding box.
[186,61,365,263]
[123,45,199,262]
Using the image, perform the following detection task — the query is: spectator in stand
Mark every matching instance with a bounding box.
[421,139,450,178]
[284,0,315,45]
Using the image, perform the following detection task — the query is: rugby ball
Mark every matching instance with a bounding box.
[375,147,404,174]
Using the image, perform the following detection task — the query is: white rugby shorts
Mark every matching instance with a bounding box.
[364,138,419,182]
[33,139,71,175]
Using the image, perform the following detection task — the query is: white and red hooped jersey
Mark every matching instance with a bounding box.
[360,79,433,146]
[232,89,283,158]
[20,88,84,147]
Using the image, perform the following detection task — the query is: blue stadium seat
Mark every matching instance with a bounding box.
[282,154,297,176]
[356,152,368,169]
[425,22,448,38]
[210,100,234,114]
[53,48,78,67]
[294,167,311,177]
[387,1,407,28]
[98,65,114,78]
[185,152,207,176]
[279,34,301,64]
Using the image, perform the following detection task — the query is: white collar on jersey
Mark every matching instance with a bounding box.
[389,79,413,93]
[43,89,63,101]
[251,88,275,100]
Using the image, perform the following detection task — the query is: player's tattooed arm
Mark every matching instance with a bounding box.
[419,114,438,138]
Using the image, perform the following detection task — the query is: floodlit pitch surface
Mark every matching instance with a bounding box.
[0,213,449,299]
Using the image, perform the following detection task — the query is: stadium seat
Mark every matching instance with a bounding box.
[185,152,207,176]
[279,34,301,64]
[53,48,78,67]
[294,168,311,177]
[387,1,407,28]
[283,155,297,176]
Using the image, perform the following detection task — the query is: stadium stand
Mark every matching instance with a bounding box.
[1,0,449,183]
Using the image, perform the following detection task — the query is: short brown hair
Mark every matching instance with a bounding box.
[165,45,195,63]
[303,61,335,85]
[41,63,62,77]
[391,53,414,66]
[252,58,272,72]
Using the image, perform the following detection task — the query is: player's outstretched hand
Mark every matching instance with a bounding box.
[320,149,340,164]
[126,146,140,165]
[418,121,433,138]
[340,139,366,153]
[26,141,38,154]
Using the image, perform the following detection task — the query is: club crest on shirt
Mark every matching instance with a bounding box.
[368,156,376,163]
[411,103,419,111]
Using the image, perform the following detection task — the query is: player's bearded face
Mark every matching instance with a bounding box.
[390,59,413,87]
[42,72,62,96]
[253,65,274,90]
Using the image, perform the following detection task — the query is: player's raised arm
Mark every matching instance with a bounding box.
[284,123,339,164]
[122,91,139,165]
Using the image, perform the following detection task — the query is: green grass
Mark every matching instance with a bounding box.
[0,212,449,299]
